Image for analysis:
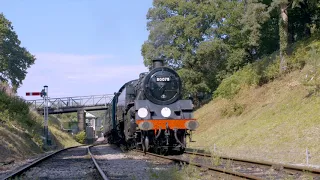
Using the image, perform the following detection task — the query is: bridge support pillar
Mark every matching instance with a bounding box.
[77,109,86,132]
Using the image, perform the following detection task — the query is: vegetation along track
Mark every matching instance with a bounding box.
[184,148,320,179]
[135,150,262,180]
[3,145,109,180]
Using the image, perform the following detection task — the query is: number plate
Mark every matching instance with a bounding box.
[156,77,170,82]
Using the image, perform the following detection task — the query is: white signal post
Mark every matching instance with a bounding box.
[26,86,50,145]
[42,85,49,145]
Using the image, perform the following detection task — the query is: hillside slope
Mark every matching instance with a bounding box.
[0,88,80,168]
[190,51,320,166]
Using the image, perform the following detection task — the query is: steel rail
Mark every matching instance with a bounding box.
[3,145,84,180]
[185,149,320,175]
[88,145,109,180]
[134,150,262,180]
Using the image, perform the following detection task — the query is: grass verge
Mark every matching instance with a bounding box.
[190,63,320,166]
[0,87,79,164]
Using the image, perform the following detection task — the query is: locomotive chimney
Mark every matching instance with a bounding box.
[152,59,164,69]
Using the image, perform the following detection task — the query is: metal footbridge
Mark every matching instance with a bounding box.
[26,94,114,114]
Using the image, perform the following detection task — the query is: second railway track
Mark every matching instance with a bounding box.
[133,149,320,179]
[134,150,261,180]
[184,149,320,180]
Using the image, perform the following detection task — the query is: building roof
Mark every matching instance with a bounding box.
[84,111,96,118]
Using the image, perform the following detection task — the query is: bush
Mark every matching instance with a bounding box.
[263,58,281,81]
[75,130,86,144]
[32,133,44,148]
[287,35,320,71]
[0,90,37,128]
[213,34,320,99]
[302,45,320,94]
[220,103,246,117]
[214,64,260,99]
[0,87,44,149]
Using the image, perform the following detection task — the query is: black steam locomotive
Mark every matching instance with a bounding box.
[105,59,198,154]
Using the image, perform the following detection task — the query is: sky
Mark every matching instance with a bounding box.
[0,0,152,100]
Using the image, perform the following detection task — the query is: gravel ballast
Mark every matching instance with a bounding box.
[15,146,102,180]
[91,144,178,180]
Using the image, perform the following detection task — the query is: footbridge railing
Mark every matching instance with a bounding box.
[26,94,114,110]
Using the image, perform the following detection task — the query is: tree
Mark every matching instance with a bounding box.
[142,0,320,101]
[141,0,251,96]
[279,0,289,72]
[268,0,319,72]
[0,13,35,90]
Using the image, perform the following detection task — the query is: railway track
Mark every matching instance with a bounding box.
[184,148,320,179]
[134,150,262,180]
[3,145,109,180]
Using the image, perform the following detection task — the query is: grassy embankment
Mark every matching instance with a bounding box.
[48,115,81,147]
[0,87,79,164]
[189,35,320,166]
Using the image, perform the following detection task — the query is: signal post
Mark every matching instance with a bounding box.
[26,85,50,145]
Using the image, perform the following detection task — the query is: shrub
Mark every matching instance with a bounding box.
[287,44,308,71]
[0,90,37,128]
[32,133,44,148]
[0,87,45,149]
[302,44,320,94]
[263,58,281,81]
[214,64,260,99]
[252,52,281,84]
[287,35,320,71]
[220,103,246,117]
[213,34,320,99]
[75,130,86,144]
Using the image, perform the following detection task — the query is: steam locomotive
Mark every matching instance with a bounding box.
[105,59,199,154]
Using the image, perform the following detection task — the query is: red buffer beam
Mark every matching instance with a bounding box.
[26,92,41,96]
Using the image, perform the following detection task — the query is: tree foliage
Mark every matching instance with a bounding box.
[0,13,35,90]
[142,0,320,100]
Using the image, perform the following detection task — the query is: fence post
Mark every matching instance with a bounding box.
[306,148,310,165]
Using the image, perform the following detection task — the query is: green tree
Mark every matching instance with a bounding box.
[0,13,35,90]
[267,0,319,72]
[142,0,251,96]
[142,0,320,101]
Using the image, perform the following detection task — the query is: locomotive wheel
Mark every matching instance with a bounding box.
[179,148,185,155]
[160,147,168,156]
[141,137,146,154]
[153,145,160,154]
[135,142,140,150]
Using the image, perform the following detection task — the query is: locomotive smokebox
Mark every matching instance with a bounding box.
[152,59,164,69]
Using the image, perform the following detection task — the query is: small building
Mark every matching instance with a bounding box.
[85,111,103,138]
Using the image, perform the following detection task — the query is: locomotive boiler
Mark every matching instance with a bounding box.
[106,59,199,154]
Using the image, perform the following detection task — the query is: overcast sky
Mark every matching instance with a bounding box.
[0,0,152,100]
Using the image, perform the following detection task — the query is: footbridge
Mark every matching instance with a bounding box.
[26,94,114,114]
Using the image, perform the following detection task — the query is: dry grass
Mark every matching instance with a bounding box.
[0,90,80,164]
[47,115,81,147]
[49,125,81,148]
[0,124,43,162]
[190,68,320,166]
[0,114,80,163]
